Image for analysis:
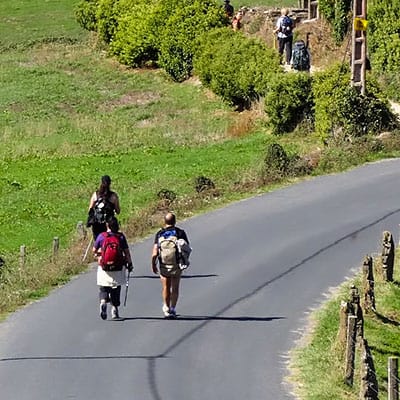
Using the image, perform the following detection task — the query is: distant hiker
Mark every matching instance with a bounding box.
[274,8,294,65]
[232,10,243,31]
[224,0,234,18]
[87,175,120,240]
[291,39,311,72]
[151,212,191,318]
[93,216,133,320]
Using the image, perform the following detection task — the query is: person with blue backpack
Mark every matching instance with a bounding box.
[274,8,294,65]
[151,213,191,318]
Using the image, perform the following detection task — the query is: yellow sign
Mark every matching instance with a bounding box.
[354,17,368,31]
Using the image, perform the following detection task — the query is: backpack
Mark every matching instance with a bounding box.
[280,15,293,35]
[292,40,310,71]
[100,232,125,271]
[93,193,114,224]
[158,229,179,267]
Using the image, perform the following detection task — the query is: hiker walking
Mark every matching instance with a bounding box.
[93,216,133,320]
[151,212,191,318]
[223,0,234,18]
[274,8,294,65]
[232,10,243,31]
[87,175,120,240]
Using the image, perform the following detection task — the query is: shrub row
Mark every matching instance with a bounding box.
[75,0,398,142]
[75,0,227,81]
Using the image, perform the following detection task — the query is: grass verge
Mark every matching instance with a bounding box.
[289,248,400,399]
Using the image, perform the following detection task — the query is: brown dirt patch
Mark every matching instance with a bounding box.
[103,91,161,110]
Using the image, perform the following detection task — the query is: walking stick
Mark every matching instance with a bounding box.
[124,268,130,307]
[82,237,93,262]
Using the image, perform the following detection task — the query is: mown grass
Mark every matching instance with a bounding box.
[289,252,400,399]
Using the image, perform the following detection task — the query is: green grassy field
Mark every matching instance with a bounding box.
[1,0,298,255]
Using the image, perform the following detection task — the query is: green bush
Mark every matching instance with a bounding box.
[264,72,314,135]
[318,0,335,23]
[96,0,127,44]
[317,0,350,44]
[333,0,351,44]
[369,0,400,72]
[109,1,160,67]
[75,0,99,32]
[194,28,280,108]
[373,71,400,102]
[158,0,226,82]
[313,63,398,142]
[263,143,311,182]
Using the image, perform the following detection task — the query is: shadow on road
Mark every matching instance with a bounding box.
[121,315,285,322]
[133,274,218,279]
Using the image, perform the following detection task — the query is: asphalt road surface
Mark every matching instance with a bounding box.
[1,159,400,400]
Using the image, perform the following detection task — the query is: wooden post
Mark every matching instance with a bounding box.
[362,255,375,313]
[338,300,353,348]
[52,237,59,262]
[345,315,357,386]
[76,221,87,240]
[350,285,364,339]
[381,231,395,282]
[388,357,399,400]
[19,245,26,268]
[359,339,378,399]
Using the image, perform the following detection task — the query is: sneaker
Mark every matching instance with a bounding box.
[169,308,177,318]
[162,304,170,318]
[111,306,119,320]
[100,302,107,320]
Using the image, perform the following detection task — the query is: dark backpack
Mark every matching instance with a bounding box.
[100,232,125,271]
[280,15,293,35]
[93,193,114,224]
[292,40,310,71]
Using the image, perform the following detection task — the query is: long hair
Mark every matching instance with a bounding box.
[107,216,119,233]
[97,175,111,197]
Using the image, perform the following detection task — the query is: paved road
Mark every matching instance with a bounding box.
[1,159,400,400]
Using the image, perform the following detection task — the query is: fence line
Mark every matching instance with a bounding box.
[340,230,398,399]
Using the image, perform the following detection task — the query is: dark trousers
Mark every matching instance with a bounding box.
[92,222,106,240]
[99,286,121,307]
[278,36,293,64]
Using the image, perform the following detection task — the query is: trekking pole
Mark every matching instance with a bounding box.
[82,237,93,262]
[124,268,130,307]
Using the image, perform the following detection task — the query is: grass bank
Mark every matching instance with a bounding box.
[289,249,400,399]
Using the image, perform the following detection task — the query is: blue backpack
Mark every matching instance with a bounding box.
[280,16,293,35]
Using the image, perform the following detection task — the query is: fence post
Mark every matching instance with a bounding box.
[381,231,395,282]
[338,301,352,348]
[52,237,59,262]
[19,245,26,268]
[388,357,399,400]
[76,221,87,240]
[359,339,378,399]
[345,315,357,386]
[350,285,364,339]
[362,255,375,313]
